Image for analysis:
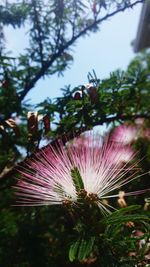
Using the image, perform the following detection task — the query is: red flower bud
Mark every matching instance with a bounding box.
[73,91,81,100]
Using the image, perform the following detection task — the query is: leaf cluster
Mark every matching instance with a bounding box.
[68,205,150,266]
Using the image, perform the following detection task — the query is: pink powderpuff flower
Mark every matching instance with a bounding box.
[111,125,138,145]
[15,136,145,215]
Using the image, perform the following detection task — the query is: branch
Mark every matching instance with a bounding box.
[93,113,150,126]
[57,113,150,144]
[0,111,149,185]
[19,0,145,101]
[32,0,44,66]
[0,166,14,180]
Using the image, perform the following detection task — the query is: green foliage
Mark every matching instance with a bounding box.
[67,204,150,266]
[51,62,150,136]
[0,1,30,28]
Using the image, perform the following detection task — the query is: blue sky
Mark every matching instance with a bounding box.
[5,2,142,105]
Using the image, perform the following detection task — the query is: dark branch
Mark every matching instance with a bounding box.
[0,111,149,184]
[32,0,44,66]
[19,0,145,101]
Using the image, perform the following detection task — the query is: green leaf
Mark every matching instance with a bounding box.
[69,239,80,262]
[105,214,150,225]
[69,237,95,262]
[78,237,95,261]
[71,167,84,192]
[101,206,150,227]
[103,205,141,220]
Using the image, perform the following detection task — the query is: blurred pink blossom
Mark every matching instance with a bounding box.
[134,118,145,126]
[111,125,138,145]
[144,128,150,140]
